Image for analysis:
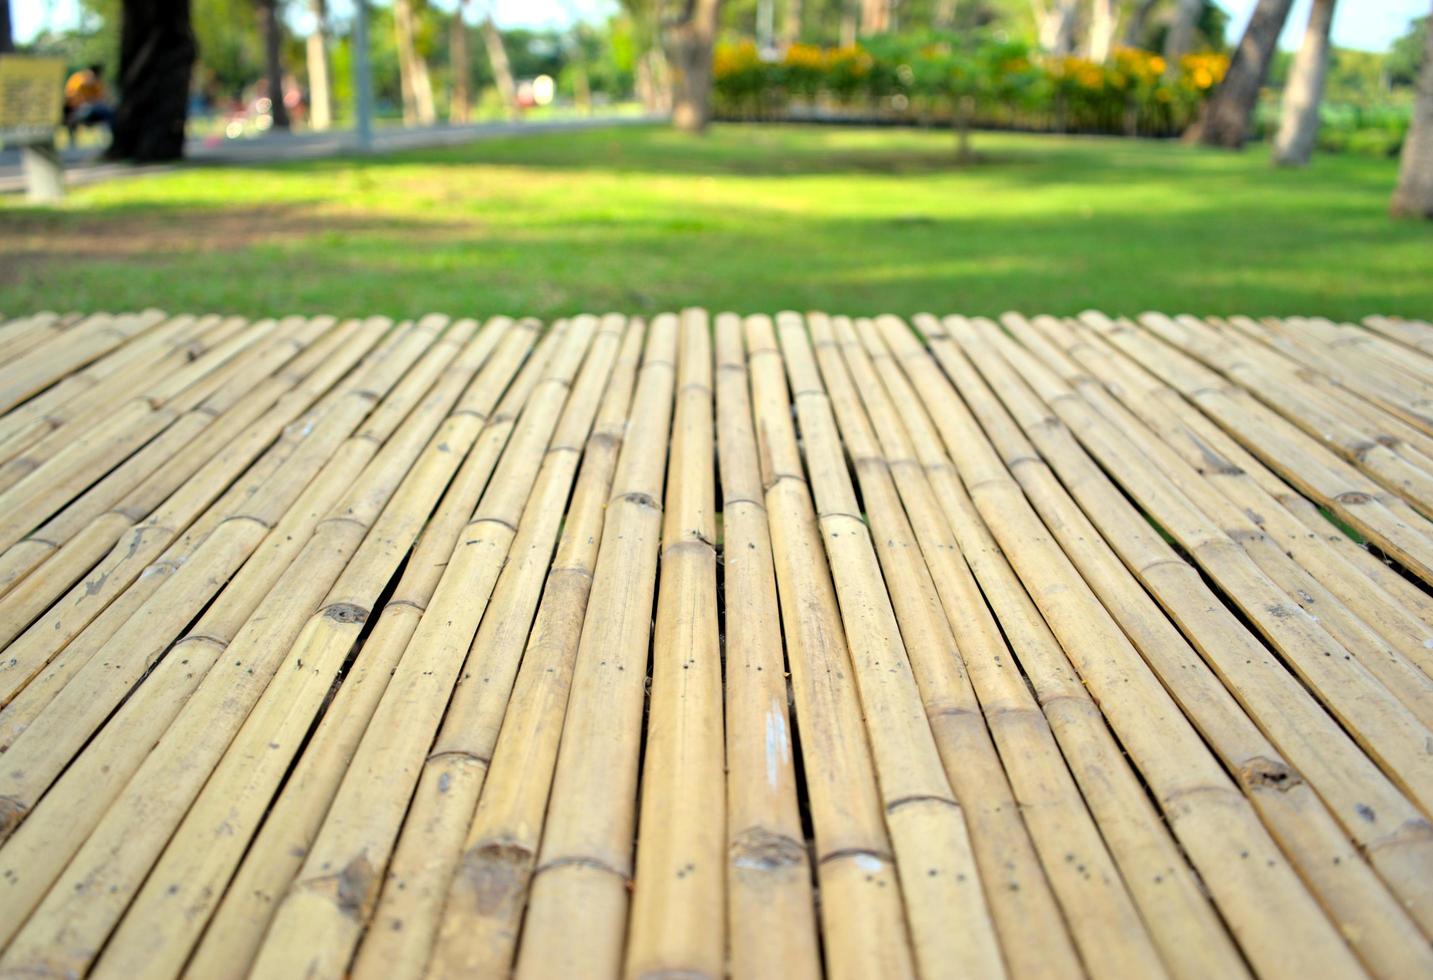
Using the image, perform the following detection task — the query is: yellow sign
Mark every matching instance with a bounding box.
[0,56,66,144]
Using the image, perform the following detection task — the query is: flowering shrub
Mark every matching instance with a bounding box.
[712,33,1230,137]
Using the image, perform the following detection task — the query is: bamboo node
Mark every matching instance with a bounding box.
[296,851,377,921]
[0,795,28,840]
[1237,757,1303,793]
[454,839,537,914]
[321,602,369,625]
[729,827,807,871]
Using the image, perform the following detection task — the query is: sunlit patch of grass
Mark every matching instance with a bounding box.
[3,123,1429,321]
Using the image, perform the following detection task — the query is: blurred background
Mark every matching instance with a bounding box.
[1,0,1430,320]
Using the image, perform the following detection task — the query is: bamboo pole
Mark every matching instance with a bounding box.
[1364,315,1433,357]
[955,315,1433,972]
[1016,312,1433,942]
[0,311,68,364]
[1061,315,1433,626]
[623,308,726,979]
[0,316,279,546]
[89,321,552,980]
[827,314,1181,978]
[0,312,216,466]
[778,312,1005,979]
[0,318,487,971]
[182,319,567,980]
[0,319,441,844]
[249,315,607,979]
[0,316,340,614]
[486,314,674,980]
[0,309,166,415]
[343,315,626,980]
[859,316,1251,979]
[0,316,392,708]
[713,311,820,980]
[1017,318,1433,727]
[961,318,1433,816]
[888,314,1364,979]
[1092,312,1433,583]
[421,320,644,978]
[742,313,913,980]
[812,314,1094,977]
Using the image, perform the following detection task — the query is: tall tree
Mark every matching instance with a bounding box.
[480,14,518,119]
[105,0,197,161]
[664,0,722,132]
[860,0,888,34]
[394,0,436,124]
[306,0,332,130]
[257,0,290,129]
[1272,0,1335,166]
[782,0,802,46]
[1192,0,1293,147]
[1,0,13,53]
[1163,0,1203,69]
[450,0,469,122]
[1391,0,1433,218]
[1087,0,1118,61]
[1122,0,1158,47]
[1032,0,1079,55]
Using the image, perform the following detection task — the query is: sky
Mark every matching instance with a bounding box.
[12,0,1429,53]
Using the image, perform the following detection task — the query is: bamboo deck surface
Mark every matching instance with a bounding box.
[0,307,1432,979]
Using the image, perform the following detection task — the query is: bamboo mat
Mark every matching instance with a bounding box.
[0,307,1431,979]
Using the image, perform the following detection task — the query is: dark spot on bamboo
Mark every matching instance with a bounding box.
[322,602,369,625]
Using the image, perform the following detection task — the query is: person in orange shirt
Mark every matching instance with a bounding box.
[64,63,115,144]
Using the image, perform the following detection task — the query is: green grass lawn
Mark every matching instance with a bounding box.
[3,123,1430,320]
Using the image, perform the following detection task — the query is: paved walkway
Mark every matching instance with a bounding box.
[0,114,660,195]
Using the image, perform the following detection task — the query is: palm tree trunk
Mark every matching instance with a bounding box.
[0,0,14,53]
[105,0,196,162]
[258,0,290,129]
[1391,0,1433,218]
[860,0,888,34]
[665,0,723,133]
[1162,0,1203,71]
[1122,0,1157,47]
[781,0,802,46]
[480,15,519,120]
[1192,0,1294,148]
[1272,0,1336,166]
[450,0,469,123]
[1032,0,1079,55]
[306,0,332,130]
[1087,0,1118,61]
[393,0,435,125]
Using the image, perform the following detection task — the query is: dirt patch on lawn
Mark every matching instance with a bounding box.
[1,204,466,285]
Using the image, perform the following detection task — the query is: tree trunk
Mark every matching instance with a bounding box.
[636,47,672,113]
[450,0,469,123]
[306,0,332,130]
[258,0,290,129]
[1192,0,1294,148]
[1391,0,1433,218]
[480,15,519,120]
[840,0,856,46]
[860,0,888,34]
[934,0,957,29]
[1087,0,1118,61]
[105,0,196,161]
[782,0,802,46]
[1032,0,1079,55]
[1272,0,1335,166]
[955,94,974,161]
[664,0,723,133]
[1163,0,1203,70]
[1122,0,1158,47]
[393,0,435,125]
[0,0,13,54]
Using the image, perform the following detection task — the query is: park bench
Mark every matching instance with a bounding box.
[0,55,68,202]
